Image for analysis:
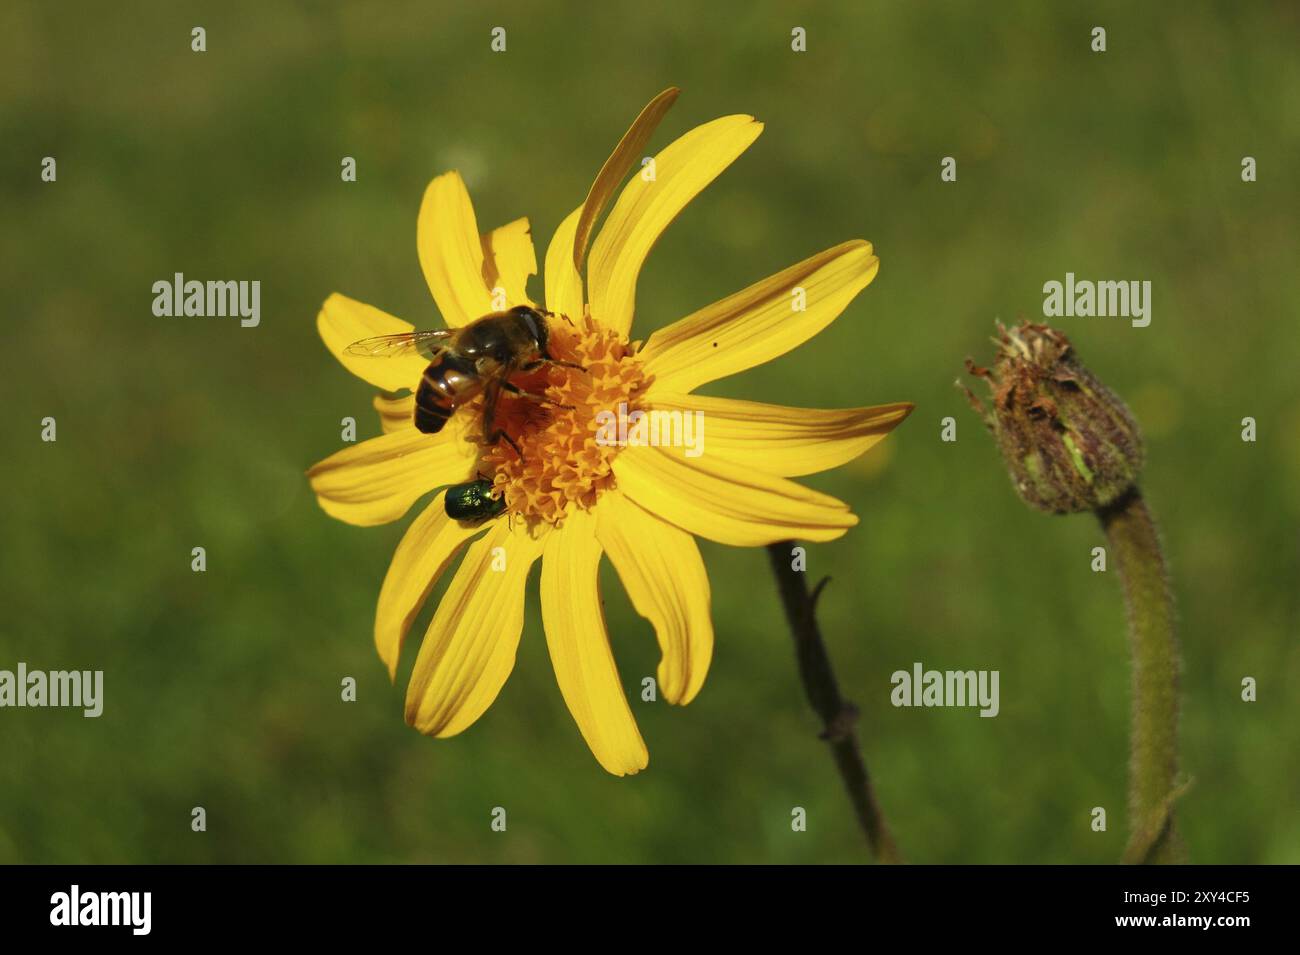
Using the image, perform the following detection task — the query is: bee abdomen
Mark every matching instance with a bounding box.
[414,395,452,434]
[414,355,475,435]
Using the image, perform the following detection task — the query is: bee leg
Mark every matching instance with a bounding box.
[541,355,589,373]
[482,379,525,462]
[501,380,575,410]
[486,428,524,461]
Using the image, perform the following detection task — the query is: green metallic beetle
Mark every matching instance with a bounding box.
[444,478,506,524]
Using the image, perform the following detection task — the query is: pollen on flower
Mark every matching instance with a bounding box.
[476,313,649,527]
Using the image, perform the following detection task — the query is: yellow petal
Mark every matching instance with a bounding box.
[587,114,764,336]
[404,521,546,737]
[540,509,648,776]
[639,241,879,394]
[481,217,537,307]
[543,205,586,319]
[417,171,494,327]
[595,491,712,705]
[373,492,488,679]
[373,393,415,434]
[643,393,914,477]
[612,444,857,547]
[317,294,426,392]
[573,87,680,273]
[306,421,477,527]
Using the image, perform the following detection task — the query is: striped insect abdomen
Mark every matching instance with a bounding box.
[414,354,481,435]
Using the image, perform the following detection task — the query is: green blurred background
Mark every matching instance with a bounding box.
[1,0,1297,864]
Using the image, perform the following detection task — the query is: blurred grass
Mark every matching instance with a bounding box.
[0,0,1297,863]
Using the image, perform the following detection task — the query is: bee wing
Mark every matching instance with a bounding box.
[343,330,453,360]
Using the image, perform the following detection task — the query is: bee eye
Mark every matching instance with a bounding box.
[521,309,548,349]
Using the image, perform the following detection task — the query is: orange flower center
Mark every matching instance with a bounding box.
[473,313,648,527]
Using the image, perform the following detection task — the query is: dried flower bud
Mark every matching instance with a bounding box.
[961,322,1144,514]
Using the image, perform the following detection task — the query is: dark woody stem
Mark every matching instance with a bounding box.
[766,542,903,863]
[1097,489,1186,864]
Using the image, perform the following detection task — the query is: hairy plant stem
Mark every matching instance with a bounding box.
[1097,489,1186,863]
[766,542,902,863]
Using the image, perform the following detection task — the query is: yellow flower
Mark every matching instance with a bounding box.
[308,89,912,775]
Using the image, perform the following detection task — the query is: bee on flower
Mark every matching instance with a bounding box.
[308,88,912,775]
